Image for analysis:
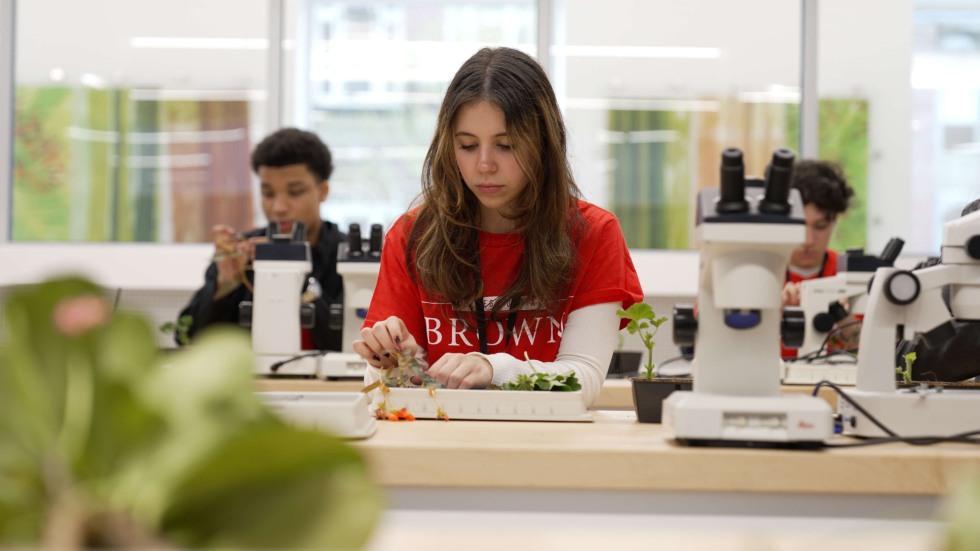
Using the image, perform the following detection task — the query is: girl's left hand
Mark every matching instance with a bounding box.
[425,353,492,389]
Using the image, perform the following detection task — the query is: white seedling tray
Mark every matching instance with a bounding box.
[382,387,593,422]
[259,391,377,439]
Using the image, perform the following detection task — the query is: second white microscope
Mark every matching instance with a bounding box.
[841,210,980,438]
[244,222,320,376]
[785,238,904,385]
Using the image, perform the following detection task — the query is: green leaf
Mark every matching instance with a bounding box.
[502,371,580,392]
[160,426,382,550]
[943,473,980,551]
[0,277,384,547]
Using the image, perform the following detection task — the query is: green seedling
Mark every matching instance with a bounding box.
[616,302,668,379]
[501,352,581,391]
[159,314,193,346]
[896,351,916,384]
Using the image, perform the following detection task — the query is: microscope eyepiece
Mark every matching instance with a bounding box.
[347,223,364,258]
[878,237,905,265]
[758,148,795,215]
[717,148,749,214]
[369,223,383,258]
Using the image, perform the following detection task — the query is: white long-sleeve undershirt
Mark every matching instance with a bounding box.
[475,302,619,408]
[363,302,621,409]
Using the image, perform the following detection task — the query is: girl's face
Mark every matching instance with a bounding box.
[789,203,836,269]
[453,100,530,233]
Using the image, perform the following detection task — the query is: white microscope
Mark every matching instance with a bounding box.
[243,222,320,376]
[841,210,980,438]
[664,148,833,448]
[785,238,904,385]
[319,223,382,379]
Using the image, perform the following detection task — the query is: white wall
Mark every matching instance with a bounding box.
[16,0,267,89]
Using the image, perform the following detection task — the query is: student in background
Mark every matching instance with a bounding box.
[352,47,643,407]
[780,159,855,357]
[178,128,345,351]
[782,160,855,305]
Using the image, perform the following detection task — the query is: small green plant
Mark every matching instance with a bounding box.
[159,314,194,346]
[502,352,581,391]
[616,302,668,379]
[896,351,916,384]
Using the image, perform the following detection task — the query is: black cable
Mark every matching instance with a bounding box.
[823,430,980,448]
[789,319,863,363]
[270,350,327,373]
[796,349,857,364]
[813,379,980,447]
[812,379,898,437]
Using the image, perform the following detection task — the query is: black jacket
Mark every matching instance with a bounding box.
[178,221,345,351]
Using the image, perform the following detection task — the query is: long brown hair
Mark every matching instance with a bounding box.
[407,47,584,319]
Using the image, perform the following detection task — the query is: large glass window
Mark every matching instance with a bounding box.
[552,0,803,249]
[288,0,537,234]
[13,0,269,242]
[910,0,980,255]
[7,0,962,257]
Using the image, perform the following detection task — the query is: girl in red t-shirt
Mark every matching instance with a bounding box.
[352,47,643,407]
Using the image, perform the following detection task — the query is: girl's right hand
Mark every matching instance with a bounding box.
[353,316,419,370]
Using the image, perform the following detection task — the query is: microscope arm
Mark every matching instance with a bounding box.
[856,265,953,391]
[900,264,959,333]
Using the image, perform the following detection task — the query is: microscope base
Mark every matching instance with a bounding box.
[254,354,319,377]
[663,391,833,447]
[783,359,857,386]
[319,352,369,379]
[840,388,980,438]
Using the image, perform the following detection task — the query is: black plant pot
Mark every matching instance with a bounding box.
[630,376,693,423]
[607,351,643,379]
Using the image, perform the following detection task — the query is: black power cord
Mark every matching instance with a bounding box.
[270,351,328,373]
[788,319,863,364]
[812,379,980,447]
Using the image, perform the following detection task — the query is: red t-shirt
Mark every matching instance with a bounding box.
[782,249,838,358]
[364,200,644,365]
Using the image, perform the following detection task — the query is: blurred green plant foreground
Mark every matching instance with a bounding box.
[0,277,382,549]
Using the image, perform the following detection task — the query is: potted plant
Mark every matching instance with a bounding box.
[606,332,642,379]
[617,302,691,423]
